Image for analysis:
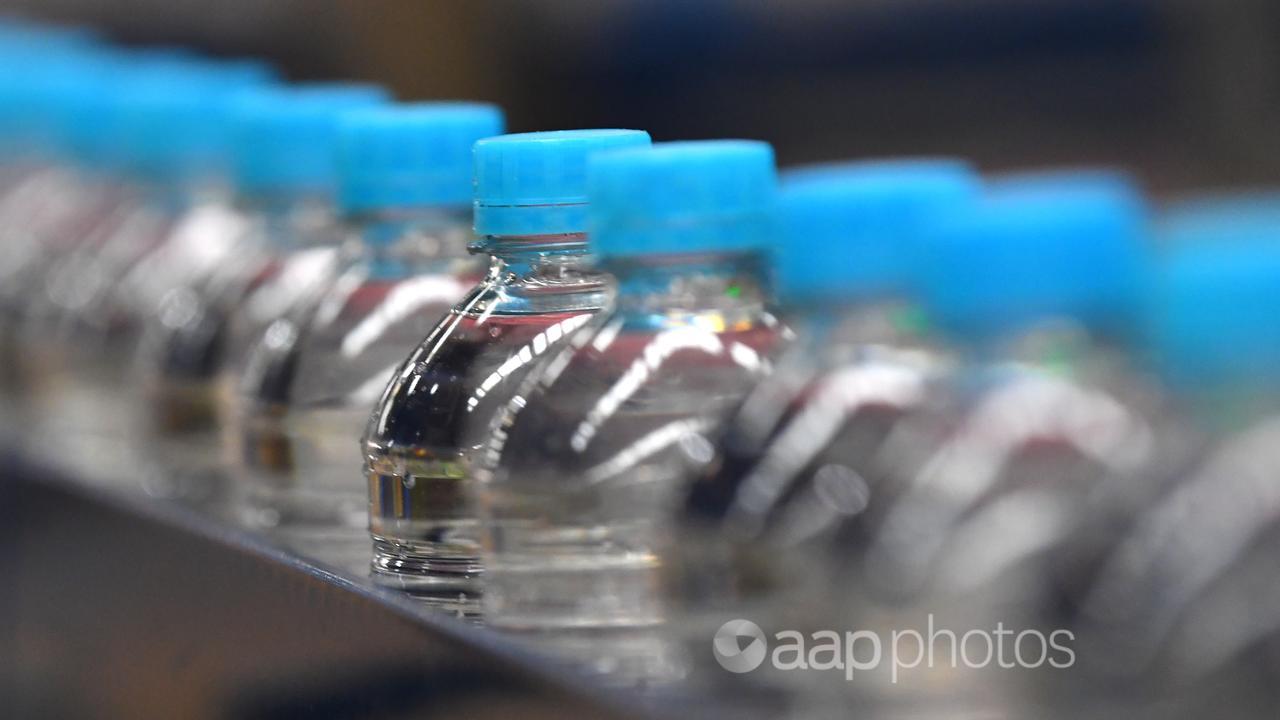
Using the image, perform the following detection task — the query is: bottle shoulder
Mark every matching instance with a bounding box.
[489,309,789,482]
[361,301,600,455]
[286,267,477,411]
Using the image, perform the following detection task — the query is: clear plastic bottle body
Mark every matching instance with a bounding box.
[362,233,608,610]
[0,164,131,426]
[0,163,120,266]
[0,164,86,401]
[679,311,1175,713]
[1061,235,1280,713]
[133,194,340,511]
[680,299,949,616]
[213,210,353,475]
[99,188,257,482]
[234,207,481,573]
[821,324,1182,714]
[690,301,937,522]
[52,191,254,486]
[43,180,238,349]
[218,203,353,384]
[0,165,129,299]
[1074,387,1280,692]
[114,193,256,323]
[867,325,1171,605]
[14,180,209,478]
[479,252,786,644]
[0,156,39,199]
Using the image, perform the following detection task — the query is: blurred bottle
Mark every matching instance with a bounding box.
[0,39,120,419]
[96,57,280,336]
[1076,223,1280,715]
[233,103,502,574]
[0,41,260,443]
[871,172,1157,591]
[478,140,784,682]
[837,172,1173,714]
[0,46,227,295]
[133,84,388,510]
[678,160,978,632]
[16,57,276,479]
[634,160,981,713]
[362,129,650,613]
[0,21,100,196]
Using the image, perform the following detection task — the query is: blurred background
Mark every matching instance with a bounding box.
[3,0,1279,195]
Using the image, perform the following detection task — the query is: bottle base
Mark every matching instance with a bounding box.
[370,535,483,618]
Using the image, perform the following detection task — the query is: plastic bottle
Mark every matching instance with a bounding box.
[362,129,651,612]
[828,172,1172,714]
[0,42,120,419]
[871,173,1155,587]
[0,43,256,443]
[16,59,276,479]
[477,140,783,682]
[1076,225,1280,708]
[675,161,978,645]
[233,103,503,574]
[0,48,236,302]
[133,83,388,509]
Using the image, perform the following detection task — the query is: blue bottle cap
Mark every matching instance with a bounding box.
[985,167,1138,197]
[775,158,980,306]
[0,42,273,174]
[0,44,112,161]
[587,140,777,260]
[48,48,225,171]
[338,102,504,213]
[473,129,651,236]
[1159,190,1280,247]
[0,20,102,52]
[232,83,392,198]
[199,56,279,87]
[782,156,966,185]
[114,62,278,183]
[916,170,1149,342]
[1152,234,1280,388]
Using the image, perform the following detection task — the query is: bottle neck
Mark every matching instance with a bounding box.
[348,205,474,279]
[1177,379,1280,437]
[473,232,608,314]
[142,173,232,214]
[239,190,338,250]
[943,319,1140,394]
[786,293,925,342]
[605,251,769,325]
[474,231,589,263]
